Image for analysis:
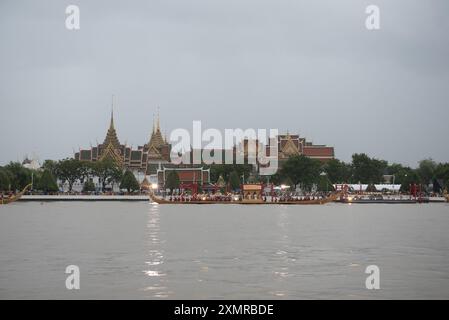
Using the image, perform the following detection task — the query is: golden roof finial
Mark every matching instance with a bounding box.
[157,106,160,131]
[110,94,115,129]
[152,113,155,134]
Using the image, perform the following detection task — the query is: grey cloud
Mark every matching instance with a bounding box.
[0,0,448,166]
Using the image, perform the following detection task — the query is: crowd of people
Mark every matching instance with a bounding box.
[164,192,330,202]
[271,193,329,202]
[168,193,236,202]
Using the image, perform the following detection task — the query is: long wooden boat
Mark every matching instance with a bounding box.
[0,184,32,205]
[149,192,340,205]
[340,198,416,204]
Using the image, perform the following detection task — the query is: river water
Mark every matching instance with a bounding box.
[0,202,448,299]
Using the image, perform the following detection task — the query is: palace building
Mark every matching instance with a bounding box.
[275,133,334,162]
[74,109,334,189]
[74,110,170,175]
[234,132,334,169]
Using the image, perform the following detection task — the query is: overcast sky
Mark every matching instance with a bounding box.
[0,0,448,167]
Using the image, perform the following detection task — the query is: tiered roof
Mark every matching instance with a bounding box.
[102,110,121,149]
[147,113,166,149]
[280,132,300,157]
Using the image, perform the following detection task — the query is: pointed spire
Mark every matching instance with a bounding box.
[147,106,165,149]
[102,97,121,149]
[152,113,155,134]
[110,95,115,129]
[156,106,160,131]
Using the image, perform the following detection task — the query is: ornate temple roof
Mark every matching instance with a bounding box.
[280,132,300,157]
[147,111,166,149]
[102,109,121,149]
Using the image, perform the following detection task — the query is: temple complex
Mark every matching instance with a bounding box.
[275,133,334,163]
[74,108,334,190]
[74,110,170,175]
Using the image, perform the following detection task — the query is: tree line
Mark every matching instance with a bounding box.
[206,154,449,193]
[0,158,140,193]
[1,153,448,194]
[272,154,449,192]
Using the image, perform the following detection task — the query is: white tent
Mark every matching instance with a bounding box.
[333,184,401,192]
[374,184,401,192]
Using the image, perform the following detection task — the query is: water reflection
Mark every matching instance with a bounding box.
[271,207,292,297]
[143,203,171,298]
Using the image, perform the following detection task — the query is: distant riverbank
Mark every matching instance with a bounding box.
[19,195,149,201]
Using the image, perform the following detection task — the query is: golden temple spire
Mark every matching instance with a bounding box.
[110,95,115,129]
[152,113,155,134]
[147,106,165,149]
[156,106,160,132]
[102,96,121,149]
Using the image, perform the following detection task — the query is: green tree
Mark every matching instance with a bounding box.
[209,163,252,184]
[351,153,386,184]
[165,170,180,194]
[83,179,96,192]
[266,172,282,185]
[41,160,59,178]
[0,167,12,191]
[209,164,226,183]
[110,167,123,190]
[435,162,449,191]
[317,174,335,192]
[386,163,415,185]
[417,158,437,185]
[280,155,321,191]
[283,176,294,188]
[92,159,122,192]
[228,170,241,191]
[400,170,420,192]
[323,159,352,183]
[4,162,32,190]
[78,161,94,185]
[37,169,58,193]
[120,170,140,193]
[57,158,82,192]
